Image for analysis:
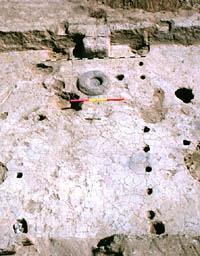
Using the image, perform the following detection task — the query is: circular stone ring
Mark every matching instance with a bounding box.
[77,70,109,96]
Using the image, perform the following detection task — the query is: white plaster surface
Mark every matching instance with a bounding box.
[0,45,200,247]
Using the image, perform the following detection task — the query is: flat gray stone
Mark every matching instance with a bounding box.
[77,70,109,95]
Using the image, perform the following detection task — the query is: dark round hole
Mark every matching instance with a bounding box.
[145,166,152,172]
[144,126,150,133]
[37,114,47,121]
[175,88,194,103]
[150,221,165,235]
[70,102,83,111]
[140,75,146,80]
[147,210,155,220]
[144,145,150,152]
[147,188,153,195]
[17,172,23,178]
[116,74,124,81]
[139,61,144,66]
[183,140,191,146]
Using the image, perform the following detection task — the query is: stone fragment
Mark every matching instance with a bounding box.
[0,162,8,185]
[184,142,200,182]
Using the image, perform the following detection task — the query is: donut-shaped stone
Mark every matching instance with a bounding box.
[77,70,109,96]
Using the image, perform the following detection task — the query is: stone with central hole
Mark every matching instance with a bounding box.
[77,70,109,96]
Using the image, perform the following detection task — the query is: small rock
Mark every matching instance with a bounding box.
[0,112,8,120]
[0,162,8,185]
[13,218,28,234]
